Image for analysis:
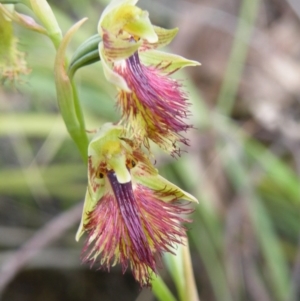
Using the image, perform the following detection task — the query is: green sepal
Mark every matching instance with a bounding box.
[122,9,157,43]
[140,49,200,73]
[99,43,131,91]
[68,34,101,78]
[76,187,104,241]
[142,26,178,50]
[133,171,198,203]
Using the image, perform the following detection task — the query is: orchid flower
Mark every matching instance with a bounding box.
[0,5,30,82]
[97,0,200,155]
[76,123,198,286]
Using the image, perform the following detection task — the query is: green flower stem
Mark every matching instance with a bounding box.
[164,250,184,301]
[71,80,88,150]
[54,70,88,163]
[164,241,200,301]
[28,2,88,162]
[30,0,62,49]
[54,18,89,163]
[216,0,260,115]
[152,274,178,301]
[182,240,200,301]
[8,0,87,159]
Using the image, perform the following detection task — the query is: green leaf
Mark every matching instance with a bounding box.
[54,18,89,162]
[152,274,178,301]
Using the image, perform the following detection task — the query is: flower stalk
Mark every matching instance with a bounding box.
[71,0,200,292]
[2,0,200,295]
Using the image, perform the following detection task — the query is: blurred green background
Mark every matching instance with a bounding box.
[1,0,300,300]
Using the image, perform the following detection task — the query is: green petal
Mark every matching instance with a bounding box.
[123,10,157,43]
[99,1,157,44]
[98,0,138,34]
[136,173,198,203]
[98,42,131,92]
[142,26,178,50]
[76,188,103,241]
[140,49,200,73]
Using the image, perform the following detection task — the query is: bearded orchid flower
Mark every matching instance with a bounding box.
[0,5,30,82]
[97,0,200,155]
[76,123,198,287]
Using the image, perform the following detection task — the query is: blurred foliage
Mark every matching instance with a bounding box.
[1,0,300,301]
